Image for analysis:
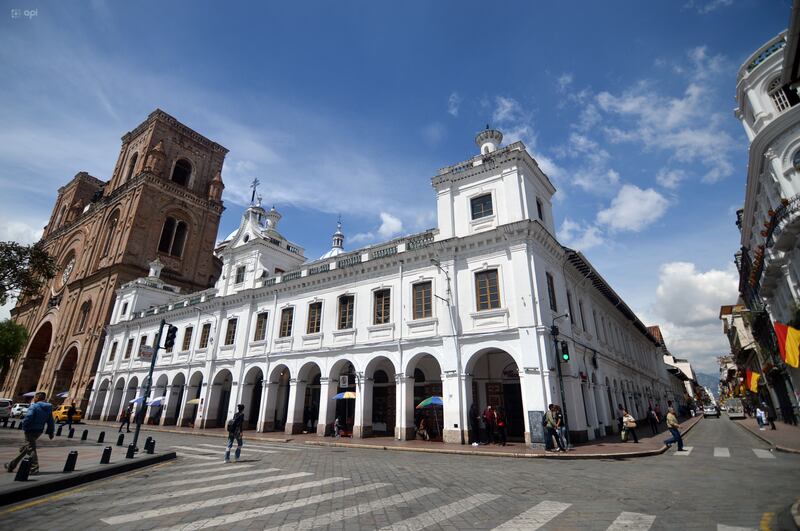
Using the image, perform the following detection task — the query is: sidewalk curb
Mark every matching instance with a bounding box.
[732,420,800,454]
[0,451,176,507]
[84,422,291,444]
[302,416,703,460]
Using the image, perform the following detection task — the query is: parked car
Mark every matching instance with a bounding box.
[11,403,29,418]
[52,405,82,424]
[0,398,12,420]
[703,404,719,418]
[726,398,745,419]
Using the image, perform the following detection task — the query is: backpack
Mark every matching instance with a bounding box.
[541,415,548,427]
[226,418,236,433]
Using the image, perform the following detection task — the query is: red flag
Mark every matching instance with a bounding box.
[774,322,800,368]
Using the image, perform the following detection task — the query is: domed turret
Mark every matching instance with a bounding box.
[320,217,345,259]
[475,126,503,155]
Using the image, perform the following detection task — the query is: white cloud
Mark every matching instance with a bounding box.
[648,261,739,373]
[0,218,45,245]
[561,133,620,193]
[656,168,686,190]
[492,96,524,124]
[557,73,573,92]
[596,184,669,232]
[557,218,604,250]
[349,212,405,245]
[684,0,733,14]
[447,92,462,117]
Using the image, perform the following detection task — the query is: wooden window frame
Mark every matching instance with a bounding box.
[475,269,501,311]
[412,281,432,320]
[338,295,354,330]
[124,338,134,359]
[181,326,193,351]
[279,307,294,338]
[199,323,211,349]
[235,265,245,284]
[470,193,494,220]
[109,341,118,362]
[545,272,558,312]
[224,318,238,346]
[307,302,322,334]
[253,312,268,341]
[373,289,391,325]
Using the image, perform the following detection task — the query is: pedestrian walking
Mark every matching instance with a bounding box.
[119,403,133,433]
[334,417,343,437]
[663,406,685,451]
[469,402,480,446]
[417,416,430,441]
[647,405,659,435]
[554,405,568,450]
[764,402,777,430]
[655,403,662,424]
[755,405,766,430]
[616,404,625,433]
[4,392,55,475]
[496,407,507,446]
[66,402,77,430]
[545,404,565,452]
[622,408,639,443]
[224,404,245,463]
[482,405,496,445]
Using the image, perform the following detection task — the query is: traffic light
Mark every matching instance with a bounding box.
[560,340,570,362]
[164,325,178,349]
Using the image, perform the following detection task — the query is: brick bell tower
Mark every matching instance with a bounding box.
[0,110,227,410]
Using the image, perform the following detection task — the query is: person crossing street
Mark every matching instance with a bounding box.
[663,406,685,451]
[224,404,246,463]
[4,392,55,475]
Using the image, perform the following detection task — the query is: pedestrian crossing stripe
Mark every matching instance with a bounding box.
[169,461,255,472]
[101,477,350,525]
[752,448,775,459]
[674,446,693,455]
[262,487,440,530]
[494,500,571,530]
[175,452,217,460]
[377,493,501,530]
[171,446,218,454]
[713,447,730,457]
[197,443,277,454]
[606,511,655,530]
[150,482,394,531]
[111,471,315,506]
[717,525,757,530]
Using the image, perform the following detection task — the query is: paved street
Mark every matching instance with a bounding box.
[1,415,798,530]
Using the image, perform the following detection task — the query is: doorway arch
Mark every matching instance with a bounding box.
[206,369,233,428]
[13,321,53,398]
[241,367,264,430]
[164,373,185,426]
[297,362,321,434]
[90,379,110,419]
[466,348,524,442]
[53,346,79,403]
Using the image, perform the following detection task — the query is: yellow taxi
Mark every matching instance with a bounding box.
[52,405,83,424]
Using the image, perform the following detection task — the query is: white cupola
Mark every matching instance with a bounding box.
[475,126,503,155]
[320,218,345,259]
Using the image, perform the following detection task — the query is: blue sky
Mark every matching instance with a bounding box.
[0,0,792,372]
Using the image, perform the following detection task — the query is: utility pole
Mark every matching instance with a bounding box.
[132,319,165,453]
[551,314,571,447]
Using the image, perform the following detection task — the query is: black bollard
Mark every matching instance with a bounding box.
[81,429,88,441]
[68,428,75,439]
[100,446,112,464]
[9,420,15,429]
[14,458,31,481]
[116,433,124,446]
[97,431,105,443]
[148,439,156,454]
[144,436,152,452]
[56,425,63,436]
[125,443,135,459]
[63,450,78,472]
[2,418,7,427]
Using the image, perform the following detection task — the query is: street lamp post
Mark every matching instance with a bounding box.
[550,313,571,447]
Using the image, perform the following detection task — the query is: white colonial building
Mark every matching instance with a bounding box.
[733,9,800,420]
[87,129,675,445]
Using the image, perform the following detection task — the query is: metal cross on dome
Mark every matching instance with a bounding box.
[250,178,261,205]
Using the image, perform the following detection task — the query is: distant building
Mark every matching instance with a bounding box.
[647,325,697,409]
[87,128,676,445]
[0,110,227,411]
[732,1,800,421]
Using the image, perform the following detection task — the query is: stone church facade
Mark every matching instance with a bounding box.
[0,110,227,411]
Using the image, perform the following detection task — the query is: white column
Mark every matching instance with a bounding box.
[316,378,334,436]
[441,373,462,443]
[519,370,548,446]
[355,376,373,438]
[395,375,415,440]
[285,379,306,435]
[255,380,269,432]
[259,382,279,432]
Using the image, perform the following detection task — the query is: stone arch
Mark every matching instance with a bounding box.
[124,151,139,182]
[205,368,233,428]
[148,374,169,424]
[363,356,396,437]
[401,353,443,441]
[296,361,322,434]
[123,376,139,422]
[241,366,264,430]
[170,158,193,187]
[90,379,110,420]
[52,345,79,404]
[107,377,126,421]
[323,359,357,436]
[466,348,525,441]
[164,372,185,426]
[13,321,53,398]
[182,371,204,427]
[262,364,290,432]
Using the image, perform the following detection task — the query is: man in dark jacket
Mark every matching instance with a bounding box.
[66,402,77,429]
[224,404,246,463]
[5,392,55,475]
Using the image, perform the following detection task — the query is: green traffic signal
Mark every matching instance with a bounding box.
[560,340,570,362]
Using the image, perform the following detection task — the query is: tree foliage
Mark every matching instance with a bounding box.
[0,241,57,306]
[0,319,29,364]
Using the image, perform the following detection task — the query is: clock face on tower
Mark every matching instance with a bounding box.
[61,256,76,287]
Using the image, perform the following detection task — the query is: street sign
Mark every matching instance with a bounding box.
[339,375,349,387]
[138,345,154,361]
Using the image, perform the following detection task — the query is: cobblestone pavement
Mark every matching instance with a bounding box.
[1,414,798,530]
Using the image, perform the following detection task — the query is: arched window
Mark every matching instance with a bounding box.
[124,152,138,182]
[55,205,67,227]
[171,159,192,186]
[76,301,91,333]
[792,149,800,171]
[158,216,188,257]
[101,212,119,257]
[768,77,791,113]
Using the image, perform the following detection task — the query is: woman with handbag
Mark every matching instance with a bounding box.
[622,409,639,443]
